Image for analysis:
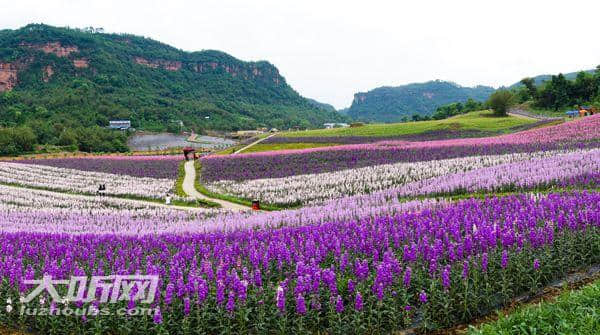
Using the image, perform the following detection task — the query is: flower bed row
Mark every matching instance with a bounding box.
[205,148,584,206]
[0,181,439,235]
[0,184,217,234]
[0,191,598,334]
[393,148,600,198]
[201,115,600,181]
[14,155,182,179]
[0,162,178,200]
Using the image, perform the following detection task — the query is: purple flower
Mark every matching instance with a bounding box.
[164,283,174,305]
[226,291,235,313]
[441,265,451,290]
[419,291,427,304]
[405,305,412,312]
[462,260,469,280]
[183,297,191,316]
[501,250,509,269]
[295,294,307,315]
[375,283,384,301]
[403,267,412,288]
[310,297,321,311]
[481,253,488,272]
[216,281,225,305]
[354,292,363,311]
[533,258,540,271]
[153,308,163,324]
[253,269,262,287]
[335,295,344,313]
[347,279,355,294]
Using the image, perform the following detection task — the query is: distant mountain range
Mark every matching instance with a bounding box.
[306,98,337,113]
[0,24,346,132]
[343,68,597,123]
[0,24,594,129]
[345,80,495,123]
[509,69,595,88]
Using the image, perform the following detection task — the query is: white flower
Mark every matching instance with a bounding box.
[207,148,591,206]
[6,305,12,313]
[0,162,179,200]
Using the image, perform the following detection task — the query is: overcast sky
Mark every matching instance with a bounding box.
[3,0,599,109]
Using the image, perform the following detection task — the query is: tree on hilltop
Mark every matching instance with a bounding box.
[487,90,515,116]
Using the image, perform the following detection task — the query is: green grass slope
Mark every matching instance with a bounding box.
[232,111,544,154]
[282,111,538,137]
[470,278,600,335]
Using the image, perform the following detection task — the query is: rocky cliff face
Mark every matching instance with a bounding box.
[0,42,88,91]
[134,57,181,71]
[135,57,284,84]
[0,24,346,131]
[0,63,18,92]
[1,29,287,93]
[21,42,79,57]
[42,65,54,82]
[72,59,88,68]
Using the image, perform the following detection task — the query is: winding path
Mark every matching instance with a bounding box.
[182,160,249,211]
[233,133,277,154]
[0,183,209,212]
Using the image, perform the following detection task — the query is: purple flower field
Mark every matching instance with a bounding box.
[15,155,182,179]
[201,115,600,182]
[1,191,599,333]
[2,116,600,334]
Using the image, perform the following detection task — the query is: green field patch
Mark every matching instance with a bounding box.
[239,142,340,153]
[281,111,538,138]
[470,277,600,335]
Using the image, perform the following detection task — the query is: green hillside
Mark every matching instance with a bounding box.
[0,24,345,154]
[233,111,545,154]
[282,110,536,137]
[510,69,595,88]
[346,80,494,123]
[306,98,337,113]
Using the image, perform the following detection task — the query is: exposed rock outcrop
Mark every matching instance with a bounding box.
[43,65,54,82]
[192,61,281,84]
[354,93,367,103]
[134,57,181,71]
[0,63,19,92]
[73,59,89,68]
[21,42,79,57]
[133,57,282,84]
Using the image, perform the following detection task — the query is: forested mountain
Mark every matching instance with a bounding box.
[510,69,595,88]
[346,80,494,123]
[0,24,345,154]
[513,69,600,111]
[306,98,337,113]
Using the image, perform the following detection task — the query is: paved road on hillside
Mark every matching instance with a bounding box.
[182,160,249,211]
[233,133,277,154]
[509,108,563,121]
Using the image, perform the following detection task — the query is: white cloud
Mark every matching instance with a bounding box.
[2,0,598,108]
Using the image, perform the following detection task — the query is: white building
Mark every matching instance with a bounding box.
[323,123,350,129]
[109,120,131,130]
